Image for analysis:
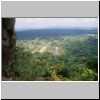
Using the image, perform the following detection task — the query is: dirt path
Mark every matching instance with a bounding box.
[39,42,51,53]
[55,47,59,54]
[39,45,48,53]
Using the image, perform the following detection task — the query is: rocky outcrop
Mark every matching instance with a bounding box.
[2,18,16,78]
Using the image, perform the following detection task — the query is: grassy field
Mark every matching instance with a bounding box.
[12,34,98,81]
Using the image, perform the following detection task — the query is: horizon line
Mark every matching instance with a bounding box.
[15,27,98,30]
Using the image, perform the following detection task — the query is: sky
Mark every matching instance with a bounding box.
[15,18,98,30]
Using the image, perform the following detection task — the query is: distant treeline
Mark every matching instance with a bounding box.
[16,29,98,40]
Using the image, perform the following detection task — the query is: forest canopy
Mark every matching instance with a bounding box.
[10,29,98,81]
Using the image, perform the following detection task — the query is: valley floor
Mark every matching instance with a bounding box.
[10,34,98,81]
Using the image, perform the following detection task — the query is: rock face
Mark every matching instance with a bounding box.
[2,18,16,78]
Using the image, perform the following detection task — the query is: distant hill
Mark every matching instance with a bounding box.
[16,29,98,40]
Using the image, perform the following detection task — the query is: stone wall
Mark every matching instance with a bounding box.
[2,18,16,78]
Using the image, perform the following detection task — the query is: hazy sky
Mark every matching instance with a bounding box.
[15,18,98,30]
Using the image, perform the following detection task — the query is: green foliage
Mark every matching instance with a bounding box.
[81,68,97,81]
[12,34,98,81]
[86,57,98,72]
